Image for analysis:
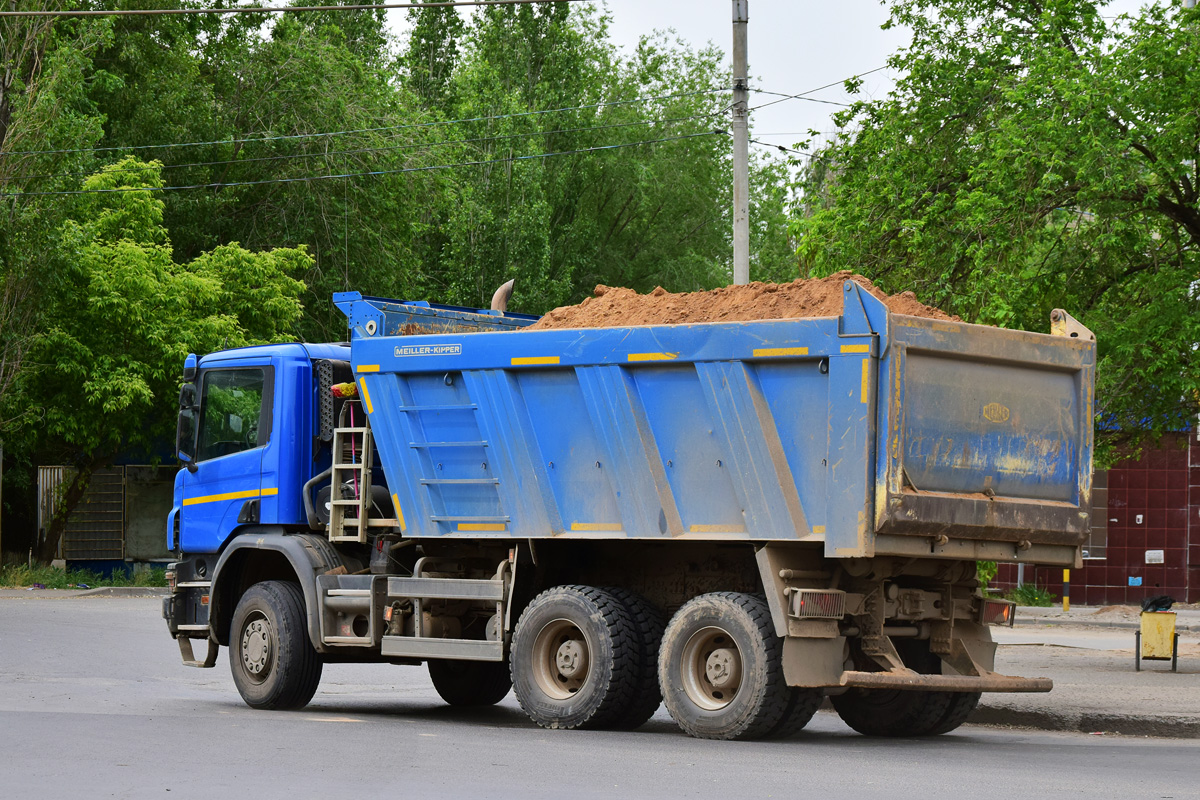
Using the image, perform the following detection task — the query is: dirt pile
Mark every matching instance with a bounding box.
[528,271,956,330]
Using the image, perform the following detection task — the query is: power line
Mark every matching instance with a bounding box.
[748,66,889,113]
[1,131,719,198]
[0,0,591,18]
[1,88,726,158]
[752,91,849,109]
[749,138,809,157]
[4,113,716,185]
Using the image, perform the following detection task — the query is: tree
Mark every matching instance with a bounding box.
[792,0,1200,446]
[25,158,307,559]
[0,10,109,440]
[403,0,465,108]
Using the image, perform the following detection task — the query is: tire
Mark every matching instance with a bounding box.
[428,659,512,707]
[763,687,824,739]
[603,587,666,730]
[658,592,792,741]
[510,585,640,730]
[925,690,981,736]
[831,639,957,737]
[229,581,322,710]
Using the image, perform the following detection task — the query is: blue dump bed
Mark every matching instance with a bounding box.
[338,281,1094,565]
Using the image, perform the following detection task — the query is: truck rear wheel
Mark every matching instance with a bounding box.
[831,639,963,737]
[658,592,792,741]
[510,585,639,730]
[763,685,824,739]
[428,659,512,707]
[229,581,322,710]
[603,587,665,730]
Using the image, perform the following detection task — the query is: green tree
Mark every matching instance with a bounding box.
[403,0,465,108]
[25,158,307,559]
[793,0,1200,445]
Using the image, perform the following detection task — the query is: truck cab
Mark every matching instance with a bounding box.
[171,342,350,554]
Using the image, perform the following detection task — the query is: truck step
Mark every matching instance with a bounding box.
[388,575,505,602]
[381,636,503,662]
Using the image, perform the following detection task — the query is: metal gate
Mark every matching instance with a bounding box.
[38,467,126,560]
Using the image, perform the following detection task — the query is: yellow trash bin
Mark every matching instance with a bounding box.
[1135,611,1179,672]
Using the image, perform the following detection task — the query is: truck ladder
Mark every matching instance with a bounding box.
[328,403,398,543]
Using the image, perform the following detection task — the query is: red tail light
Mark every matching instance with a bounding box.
[981,598,1016,627]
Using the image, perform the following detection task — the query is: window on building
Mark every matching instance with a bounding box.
[1083,470,1107,559]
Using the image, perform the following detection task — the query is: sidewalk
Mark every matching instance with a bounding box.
[969,604,1200,738]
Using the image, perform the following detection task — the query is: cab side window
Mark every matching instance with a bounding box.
[197,369,267,461]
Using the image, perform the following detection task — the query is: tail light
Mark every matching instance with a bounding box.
[165,570,177,593]
[980,598,1016,627]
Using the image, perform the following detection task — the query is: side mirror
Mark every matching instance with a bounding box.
[176,408,198,473]
[178,383,197,410]
[182,353,198,382]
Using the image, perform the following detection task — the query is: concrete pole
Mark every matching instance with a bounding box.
[731,0,750,285]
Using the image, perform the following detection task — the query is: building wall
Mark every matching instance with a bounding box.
[994,431,1198,605]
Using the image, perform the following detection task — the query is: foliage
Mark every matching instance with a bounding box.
[0,562,167,589]
[20,157,306,557]
[976,560,998,594]
[792,0,1200,451]
[1005,583,1057,608]
[0,2,797,558]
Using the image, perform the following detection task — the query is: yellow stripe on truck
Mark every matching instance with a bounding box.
[183,487,277,507]
[358,376,375,413]
[511,356,560,366]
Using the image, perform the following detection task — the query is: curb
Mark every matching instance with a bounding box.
[0,587,169,598]
[969,706,1200,739]
[77,586,170,598]
[1015,618,1200,633]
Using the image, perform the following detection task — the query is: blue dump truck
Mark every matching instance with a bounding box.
[162,280,1095,740]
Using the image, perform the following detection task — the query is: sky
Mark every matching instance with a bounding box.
[387,0,1161,159]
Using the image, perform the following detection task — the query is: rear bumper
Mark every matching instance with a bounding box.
[839,670,1052,693]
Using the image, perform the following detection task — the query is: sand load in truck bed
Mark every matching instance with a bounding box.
[528,271,957,330]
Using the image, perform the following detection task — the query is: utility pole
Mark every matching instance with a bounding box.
[731,0,750,285]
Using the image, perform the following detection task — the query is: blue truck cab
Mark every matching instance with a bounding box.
[171,342,349,554]
[162,283,1095,741]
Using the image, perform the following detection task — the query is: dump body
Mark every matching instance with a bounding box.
[340,281,1093,566]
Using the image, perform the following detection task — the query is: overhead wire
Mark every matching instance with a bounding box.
[2,88,727,158]
[3,113,718,185]
[748,66,889,113]
[0,0,593,18]
[1,130,721,198]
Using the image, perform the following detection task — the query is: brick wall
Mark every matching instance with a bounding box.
[994,431,1197,606]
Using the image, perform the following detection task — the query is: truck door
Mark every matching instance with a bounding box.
[179,362,274,552]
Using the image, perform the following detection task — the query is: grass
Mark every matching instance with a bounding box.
[1004,583,1057,607]
[0,563,168,589]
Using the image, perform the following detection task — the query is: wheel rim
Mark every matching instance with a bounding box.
[530,618,591,700]
[240,610,274,684]
[680,626,742,711]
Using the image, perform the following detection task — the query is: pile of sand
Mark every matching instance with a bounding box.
[529,271,955,330]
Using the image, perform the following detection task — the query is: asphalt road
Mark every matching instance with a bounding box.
[2,596,1199,800]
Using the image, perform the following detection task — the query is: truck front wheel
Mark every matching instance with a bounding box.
[658,592,794,741]
[229,581,323,710]
[510,585,639,730]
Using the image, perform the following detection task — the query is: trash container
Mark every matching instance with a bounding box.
[1135,611,1179,672]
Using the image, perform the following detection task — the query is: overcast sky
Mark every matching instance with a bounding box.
[389,0,1161,158]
